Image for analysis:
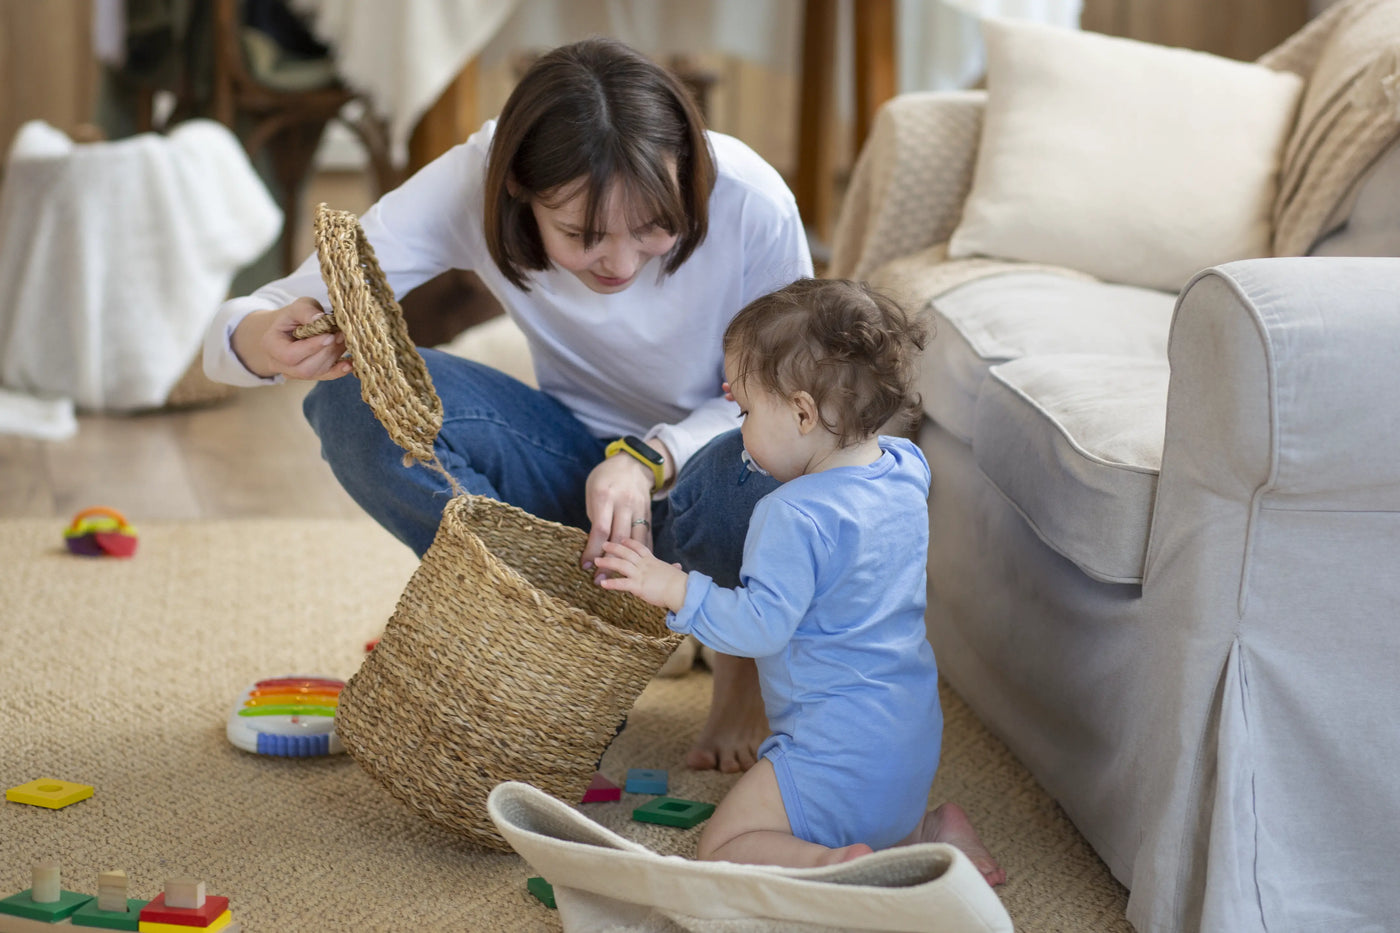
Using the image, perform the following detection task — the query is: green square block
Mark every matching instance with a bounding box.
[70,897,148,930]
[632,796,716,829]
[0,888,93,921]
[526,876,556,910]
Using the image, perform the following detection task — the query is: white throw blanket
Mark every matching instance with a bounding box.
[0,119,281,429]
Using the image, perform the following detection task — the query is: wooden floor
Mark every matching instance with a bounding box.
[0,171,376,522]
[1,380,363,521]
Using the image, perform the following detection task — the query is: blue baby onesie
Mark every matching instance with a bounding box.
[668,436,941,849]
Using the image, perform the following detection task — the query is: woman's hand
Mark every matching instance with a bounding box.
[595,539,688,612]
[231,298,352,381]
[581,447,659,574]
[581,437,674,573]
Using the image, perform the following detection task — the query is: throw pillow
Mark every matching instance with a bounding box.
[946,19,1304,293]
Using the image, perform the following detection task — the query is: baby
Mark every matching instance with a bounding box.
[596,277,1003,881]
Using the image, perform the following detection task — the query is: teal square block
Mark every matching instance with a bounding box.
[632,796,716,828]
[526,876,556,910]
[70,897,148,930]
[0,888,93,921]
[625,768,668,795]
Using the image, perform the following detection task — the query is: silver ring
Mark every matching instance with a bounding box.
[631,518,651,529]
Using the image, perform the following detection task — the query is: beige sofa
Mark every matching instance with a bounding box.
[826,15,1400,933]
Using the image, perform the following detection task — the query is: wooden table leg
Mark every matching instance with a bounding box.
[795,0,838,242]
[407,58,480,176]
[797,0,896,247]
[854,0,896,155]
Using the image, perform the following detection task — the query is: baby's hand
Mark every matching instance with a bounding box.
[595,539,688,613]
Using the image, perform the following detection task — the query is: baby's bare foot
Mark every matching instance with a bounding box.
[910,803,1006,886]
[686,653,769,772]
[824,843,874,865]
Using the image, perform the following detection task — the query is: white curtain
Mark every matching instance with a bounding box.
[898,0,1083,93]
[477,0,803,74]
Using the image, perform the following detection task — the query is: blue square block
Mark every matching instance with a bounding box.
[625,768,668,795]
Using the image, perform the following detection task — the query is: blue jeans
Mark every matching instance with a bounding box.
[303,348,776,586]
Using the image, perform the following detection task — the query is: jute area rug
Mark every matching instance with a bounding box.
[0,518,1130,932]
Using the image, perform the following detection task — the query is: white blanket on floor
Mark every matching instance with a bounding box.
[0,120,280,422]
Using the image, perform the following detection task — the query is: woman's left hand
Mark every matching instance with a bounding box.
[581,439,671,573]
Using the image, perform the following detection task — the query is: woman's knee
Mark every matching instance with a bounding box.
[658,429,777,585]
[303,375,385,450]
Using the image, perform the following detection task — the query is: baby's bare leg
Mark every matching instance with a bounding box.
[898,803,1006,886]
[698,759,873,867]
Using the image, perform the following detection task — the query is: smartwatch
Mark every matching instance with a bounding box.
[605,434,666,492]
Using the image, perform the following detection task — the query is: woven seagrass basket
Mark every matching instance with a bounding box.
[300,203,681,849]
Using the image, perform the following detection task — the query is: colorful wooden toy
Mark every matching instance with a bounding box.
[0,869,235,933]
[580,772,621,803]
[5,778,94,810]
[63,507,138,558]
[624,768,668,795]
[526,877,556,910]
[632,797,716,829]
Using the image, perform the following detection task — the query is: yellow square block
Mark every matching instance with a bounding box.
[5,778,94,809]
[139,910,232,933]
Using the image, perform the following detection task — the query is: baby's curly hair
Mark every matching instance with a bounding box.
[723,278,928,446]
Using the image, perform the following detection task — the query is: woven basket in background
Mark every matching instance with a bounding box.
[302,203,680,849]
[162,355,237,409]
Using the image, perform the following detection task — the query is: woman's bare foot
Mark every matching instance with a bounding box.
[655,635,699,678]
[686,653,770,772]
[904,803,1006,886]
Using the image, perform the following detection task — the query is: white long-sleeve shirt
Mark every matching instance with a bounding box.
[203,122,813,474]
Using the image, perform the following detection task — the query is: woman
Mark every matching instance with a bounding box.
[202,37,812,772]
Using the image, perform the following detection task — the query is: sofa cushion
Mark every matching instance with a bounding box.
[946,18,1303,293]
[972,354,1169,585]
[919,273,1175,443]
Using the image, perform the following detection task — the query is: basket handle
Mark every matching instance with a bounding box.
[292,314,339,341]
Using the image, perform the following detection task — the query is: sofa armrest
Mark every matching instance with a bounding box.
[829,91,985,281]
[1149,256,1400,595]
[1161,257,1400,511]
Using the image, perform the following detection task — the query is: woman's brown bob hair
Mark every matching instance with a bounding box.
[483,38,716,291]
